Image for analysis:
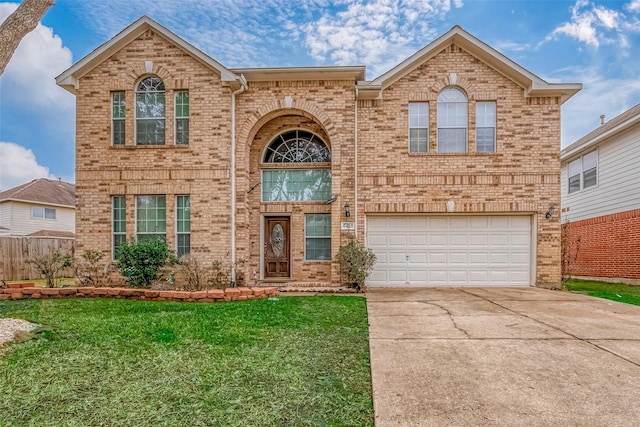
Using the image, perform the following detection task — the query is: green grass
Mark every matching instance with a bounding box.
[0,297,373,426]
[567,279,640,306]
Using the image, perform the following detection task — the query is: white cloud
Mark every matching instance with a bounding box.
[303,0,458,76]
[0,3,73,109]
[548,1,628,49]
[627,0,640,12]
[558,67,640,147]
[0,142,55,190]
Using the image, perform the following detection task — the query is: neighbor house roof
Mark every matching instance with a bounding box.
[561,103,640,161]
[56,15,243,94]
[0,178,75,207]
[356,25,582,104]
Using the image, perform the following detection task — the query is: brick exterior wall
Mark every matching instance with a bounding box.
[563,209,640,280]
[71,27,563,288]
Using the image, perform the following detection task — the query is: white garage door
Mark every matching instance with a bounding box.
[367,216,532,287]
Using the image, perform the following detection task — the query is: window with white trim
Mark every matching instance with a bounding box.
[305,214,331,261]
[176,195,190,256]
[135,195,166,241]
[261,130,332,202]
[568,150,598,194]
[175,91,189,145]
[409,102,428,153]
[135,76,165,145]
[437,88,467,153]
[112,92,125,145]
[112,196,126,258]
[32,206,55,219]
[476,101,496,152]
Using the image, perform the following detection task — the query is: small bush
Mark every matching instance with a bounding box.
[27,250,74,288]
[177,254,209,291]
[115,238,171,288]
[75,250,109,287]
[336,240,377,291]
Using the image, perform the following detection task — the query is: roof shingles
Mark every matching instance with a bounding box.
[0,178,75,207]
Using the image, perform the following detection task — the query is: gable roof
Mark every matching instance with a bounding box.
[357,25,582,104]
[56,16,242,94]
[0,178,75,207]
[561,103,640,161]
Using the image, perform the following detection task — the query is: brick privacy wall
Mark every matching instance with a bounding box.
[563,209,640,280]
[357,43,562,287]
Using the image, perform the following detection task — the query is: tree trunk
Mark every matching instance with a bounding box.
[0,0,54,76]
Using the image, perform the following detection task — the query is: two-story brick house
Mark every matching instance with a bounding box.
[56,16,580,288]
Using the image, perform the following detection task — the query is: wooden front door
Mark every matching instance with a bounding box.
[264,217,290,278]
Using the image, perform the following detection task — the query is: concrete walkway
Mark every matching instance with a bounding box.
[367,287,640,426]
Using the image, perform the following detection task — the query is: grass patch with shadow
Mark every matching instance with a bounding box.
[567,279,640,306]
[0,296,373,426]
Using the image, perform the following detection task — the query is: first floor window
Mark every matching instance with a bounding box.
[112,196,126,258]
[32,206,55,219]
[112,91,125,145]
[262,169,332,202]
[175,91,189,145]
[409,102,428,153]
[305,214,331,261]
[476,101,496,152]
[136,195,166,241]
[176,195,190,256]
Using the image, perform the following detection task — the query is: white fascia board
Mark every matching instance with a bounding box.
[561,115,640,161]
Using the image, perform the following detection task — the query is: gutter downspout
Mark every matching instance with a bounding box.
[354,87,358,237]
[230,74,248,287]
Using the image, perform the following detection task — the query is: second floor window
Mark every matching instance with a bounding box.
[476,102,496,152]
[175,91,189,145]
[437,88,467,153]
[136,76,165,145]
[409,102,429,153]
[112,92,125,145]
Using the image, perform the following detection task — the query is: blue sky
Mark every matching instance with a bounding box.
[1,0,640,190]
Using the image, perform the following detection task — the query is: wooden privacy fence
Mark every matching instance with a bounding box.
[0,237,75,281]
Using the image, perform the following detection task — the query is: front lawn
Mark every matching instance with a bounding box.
[566,279,640,306]
[0,296,373,426]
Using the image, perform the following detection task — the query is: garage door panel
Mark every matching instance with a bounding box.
[367,215,532,287]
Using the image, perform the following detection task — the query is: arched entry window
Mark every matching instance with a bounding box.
[437,87,467,152]
[136,76,165,145]
[261,130,331,202]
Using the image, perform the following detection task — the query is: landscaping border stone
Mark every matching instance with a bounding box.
[0,286,278,302]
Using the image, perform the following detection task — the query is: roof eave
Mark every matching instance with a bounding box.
[230,66,366,82]
[527,82,583,105]
[561,114,640,160]
[0,198,75,208]
[55,16,241,94]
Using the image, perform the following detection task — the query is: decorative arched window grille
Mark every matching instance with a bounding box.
[437,87,468,152]
[263,130,331,163]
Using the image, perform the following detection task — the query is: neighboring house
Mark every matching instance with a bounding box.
[0,178,75,238]
[561,104,640,284]
[56,16,580,288]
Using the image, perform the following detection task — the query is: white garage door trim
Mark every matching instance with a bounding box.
[366,215,534,287]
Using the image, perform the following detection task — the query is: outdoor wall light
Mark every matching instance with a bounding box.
[344,203,351,217]
[545,205,555,219]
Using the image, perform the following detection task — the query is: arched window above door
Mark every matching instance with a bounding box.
[263,130,331,163]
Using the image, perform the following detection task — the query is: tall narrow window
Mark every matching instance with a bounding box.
[582,150,598,189]
[112,92,125,145]
[476,102,496,152]
[568,158,581,194]
[437,88,467,152]
[409,102,429,153]
[175,91,189,145]
[305,214,331,261]
[136,195,166,241]
[135,76,165,145]
[112,196,126,258]
[176,195,190,256]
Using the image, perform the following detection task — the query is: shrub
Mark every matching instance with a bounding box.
[115,238,171,288]
[336,240,377,291]
[27,250,74,288]
[177,254,209,291]
[75,250,109,287]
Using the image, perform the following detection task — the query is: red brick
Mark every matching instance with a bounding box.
[41,288,60,296]
[207,289,224,298]
[192,291,208,299]
[144,290,160,298]
[21,287,39,295]
[0,294,10,300]
[236,287,252,296]
[59,288,78,295]
[171,291,191,299]
[224,288,241,296]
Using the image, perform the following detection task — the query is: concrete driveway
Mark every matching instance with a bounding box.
[367,287,640,426]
